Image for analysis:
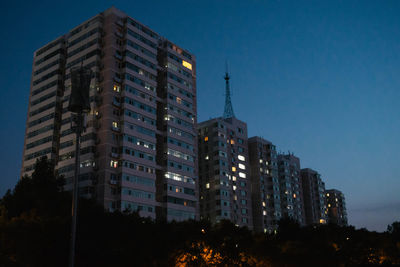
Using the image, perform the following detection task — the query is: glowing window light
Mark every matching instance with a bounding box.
[239,172,246,178]
[238,155,245,161]
[238,163,245,170]
[182,60,192,70]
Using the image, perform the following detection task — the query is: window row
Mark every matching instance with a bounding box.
[124,84,155,103]
[123,134,155,150]
[126,39,156,59]
[122,174,155,187]
[165,172,195,184]
[27,124,54,138]
[125,61,156,82]
[168,126,194,140]
[124,96,156,114]
[168,160,194,173]
[125,73,155,92]
[167,148,194,162]
[168,93,192,108]
[122,188,154,199]
[124,109,156,126]
[167,137,193,151]
[34,58,62,76]
[29,102,56,117]
[123,146,155,162]
[125,122,156,137]
[125,50,156,70]
[26,135,53,150]
[120,160,155,174]
[164,114,193,129]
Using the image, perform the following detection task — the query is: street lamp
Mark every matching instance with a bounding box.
[68,65,92,267]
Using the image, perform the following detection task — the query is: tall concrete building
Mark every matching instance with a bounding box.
[326,189,348,226]
[248,137,281,233]
[301,168,327,225]
[197,72,253,229]
[21,7,198,221]
[277,153,305,225]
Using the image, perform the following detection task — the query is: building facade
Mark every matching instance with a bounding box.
[21,7,198,221]
[277,153,305,225]
[197,72,253,229]
[248,137,281,233]
[198,117,252,229]
[326,189,348,226]
[301,168,327,225]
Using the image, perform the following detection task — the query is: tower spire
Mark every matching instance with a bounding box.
[223,64,235,119]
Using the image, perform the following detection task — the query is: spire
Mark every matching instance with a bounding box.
[223,64,235,119]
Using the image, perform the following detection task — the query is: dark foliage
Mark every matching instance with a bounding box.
[1,158,399,266]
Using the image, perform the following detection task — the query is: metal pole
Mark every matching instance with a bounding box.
[69,112,82,267]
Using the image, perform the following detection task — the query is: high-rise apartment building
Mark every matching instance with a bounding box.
[301,168,327,225]
[248,137,281,233]
[197,72,253,229]
[21,7,198,221]
[326,189,348,226]
[277,153,305,225]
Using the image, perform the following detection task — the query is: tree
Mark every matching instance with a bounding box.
[387,221,400,241]
[0,156,68,219]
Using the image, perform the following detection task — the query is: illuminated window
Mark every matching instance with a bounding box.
[206,183,210,189]
[205,155,209,160]
[263,210,267,216]
[230,139,235,145]
[326,193,330,197]
[328,204,331,207]
[319,219,326,224]
[182,60,192,70]
[233,185,237,190]
[113,84,121,92]
[112,121,119,128]
[176,97,182,104]
[204,136,208,142]
[232,176,236,181]
[110,160,118,168]
[259,159,263,163]
[238,155,245,161]
[232,166,236,172]
[239,172,246,178]
[262,201,266,207]
[238,163,245,170]
[293,193,297,199]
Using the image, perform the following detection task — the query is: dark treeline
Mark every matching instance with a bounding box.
[1,157,399,266]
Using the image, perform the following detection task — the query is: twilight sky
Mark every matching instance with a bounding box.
[0,0,399,232]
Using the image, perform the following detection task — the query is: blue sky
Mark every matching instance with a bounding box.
[0,0,399,231]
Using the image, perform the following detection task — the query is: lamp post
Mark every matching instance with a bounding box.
[68,65,92,267]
